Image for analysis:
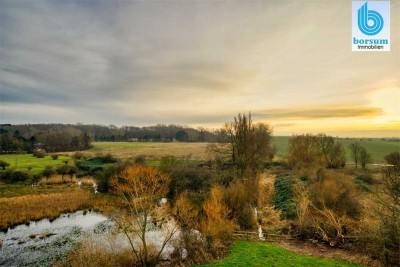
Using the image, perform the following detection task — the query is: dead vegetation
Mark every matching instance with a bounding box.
[0,190,92,230]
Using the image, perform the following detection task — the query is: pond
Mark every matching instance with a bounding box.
[0,209,181,266]
[0,210,110,267]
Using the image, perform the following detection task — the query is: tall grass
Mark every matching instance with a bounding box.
[55,234,134,267]
[0,190,92,230]
[39,175,94,185]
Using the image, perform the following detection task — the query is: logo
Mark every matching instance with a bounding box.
[352,1,390,51]
[357,2,384,35]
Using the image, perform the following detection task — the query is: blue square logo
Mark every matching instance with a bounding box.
[352,1,390,51]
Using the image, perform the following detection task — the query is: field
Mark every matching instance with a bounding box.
[88,138,399,163]
[199,241,360,267]
[87,142,211,160]
[273,136,399,162]
[0,138,398,177]
[0,154,72,175]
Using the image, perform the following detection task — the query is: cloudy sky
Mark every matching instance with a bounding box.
[0,0,399,137]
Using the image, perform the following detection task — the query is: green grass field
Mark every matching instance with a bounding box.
[273,136,399,162]
[199,241,360,267]
[0,154,72,176]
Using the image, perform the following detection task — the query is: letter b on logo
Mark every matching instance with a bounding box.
[358,2,384,36]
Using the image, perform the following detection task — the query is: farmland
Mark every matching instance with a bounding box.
[0,137,398,177]
[89,137,399,163]
[273,136,399,162]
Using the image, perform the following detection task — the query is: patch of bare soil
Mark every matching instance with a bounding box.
[277,240,381,267]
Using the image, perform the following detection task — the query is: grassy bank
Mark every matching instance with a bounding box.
[199,241,360,267]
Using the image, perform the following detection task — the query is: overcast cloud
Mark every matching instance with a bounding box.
[0,0,399,136]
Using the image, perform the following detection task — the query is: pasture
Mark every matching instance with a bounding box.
[0,154,72,176]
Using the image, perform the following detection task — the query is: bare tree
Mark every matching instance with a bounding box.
[360,147,371,170]
[349,142,362,168]
[111,165,178,266]
[384,152,400,171]
[287,134,320,168]
[212,113,273,176]
[374,164,400,264]
[315,134,346,168]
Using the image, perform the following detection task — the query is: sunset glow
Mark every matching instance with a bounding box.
[0,1,399,137]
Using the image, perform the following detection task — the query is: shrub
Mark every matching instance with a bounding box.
[273,175,297,219]
[384,151,400,171]
[201,186,237,243]
[159,155,182,172]
[224,181,257,230]
[0,169,31,183]
[51,154,59,160]
[0,160,10,170]
[293,171,362,246]
[56,164,71,179]
[167,166,215,200]
[33,149,47,158]
[72,152,85,160]
[173,192,200,229]
[355,171,375,185]
[95,164,125,193]
[76,155,117,174]
[375,166,400,264]
[42,166,55,179]
[134,155,146,165]
[310,171,361,219]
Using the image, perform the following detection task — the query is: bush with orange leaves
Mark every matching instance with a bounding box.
[201,185,237,248]
[110,165,178,267]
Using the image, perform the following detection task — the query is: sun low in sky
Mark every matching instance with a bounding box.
[0,0,399,137]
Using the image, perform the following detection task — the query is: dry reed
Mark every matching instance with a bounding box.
[0,190,92,230]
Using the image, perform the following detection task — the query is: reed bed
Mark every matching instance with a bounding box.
[39,175,95,186]
[0,190,92,231]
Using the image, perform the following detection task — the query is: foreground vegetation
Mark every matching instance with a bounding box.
[199,241,360,267]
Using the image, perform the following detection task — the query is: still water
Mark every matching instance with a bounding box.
[0,211,109,267]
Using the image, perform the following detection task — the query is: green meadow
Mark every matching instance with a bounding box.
[0,154,72,176]
[199,241,361,267]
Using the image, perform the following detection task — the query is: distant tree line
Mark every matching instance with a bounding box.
[0,129,92,154]
[0,123,219,154]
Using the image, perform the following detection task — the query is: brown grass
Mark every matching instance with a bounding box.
[63,142,211,160]
[39,175,95,185]
[55,235,134,267]
[0,190,92,230]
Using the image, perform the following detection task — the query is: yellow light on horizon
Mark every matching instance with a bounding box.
[371,88,400,119]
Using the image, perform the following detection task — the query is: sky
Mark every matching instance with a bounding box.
[0,0,399,137]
